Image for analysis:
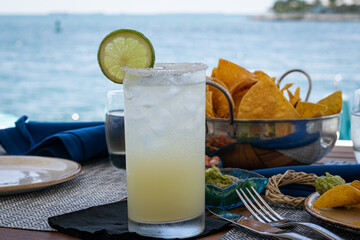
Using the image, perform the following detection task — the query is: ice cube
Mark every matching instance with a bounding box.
[148,107,175,136]
[183,92,202,114]
[139,125,161,150]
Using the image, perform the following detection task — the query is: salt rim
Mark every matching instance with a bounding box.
[121,63,208,76]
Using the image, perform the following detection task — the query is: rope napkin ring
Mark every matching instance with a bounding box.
[265,170,317,208]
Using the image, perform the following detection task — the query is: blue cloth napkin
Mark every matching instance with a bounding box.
[253,165,360,197]
[0,116,107,162]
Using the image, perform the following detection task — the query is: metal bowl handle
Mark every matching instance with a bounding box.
[278,69,312,101]
[206,80,234,124]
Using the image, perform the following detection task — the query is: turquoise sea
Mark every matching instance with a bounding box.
[0,14,359,131]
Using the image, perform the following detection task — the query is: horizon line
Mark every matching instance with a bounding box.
[0,11,268,16]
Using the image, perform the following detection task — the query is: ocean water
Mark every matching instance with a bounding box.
[0,14,360,127]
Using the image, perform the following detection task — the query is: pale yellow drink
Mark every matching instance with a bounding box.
[123,63,207,238]
[126,142,204,222]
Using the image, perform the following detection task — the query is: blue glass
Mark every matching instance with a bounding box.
[205,168,268,210]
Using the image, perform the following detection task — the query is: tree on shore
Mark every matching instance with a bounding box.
[272,0,360,13]
[272,0,311,13]
[329,0,336,9]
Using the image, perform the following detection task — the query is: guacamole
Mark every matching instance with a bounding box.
[205,166,241,188]
[315,172,346,195]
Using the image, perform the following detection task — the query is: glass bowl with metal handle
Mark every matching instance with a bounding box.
[206,69,340,170]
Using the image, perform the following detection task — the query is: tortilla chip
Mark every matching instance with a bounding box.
[237,78,300,119]
[317,91,342,115]
[350,180,360,191]
[314,185,360,209]
[296,102,328,118]
[280,83,294,94]
[232,88,251,119]
[230,77,257,118]
[216,59,255,92]
[289,87,301,107]
[211,67,217,78]
[287,89,294,101]
[206,91,216,118]
[253,71,276,84]
[207,77,233,118]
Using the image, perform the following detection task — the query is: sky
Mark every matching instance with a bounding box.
[0,0,274,15]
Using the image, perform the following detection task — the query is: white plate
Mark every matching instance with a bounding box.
[304,191,360,232]
[0,155,81,195]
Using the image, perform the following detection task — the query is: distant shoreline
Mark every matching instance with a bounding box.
[253,13,360,21]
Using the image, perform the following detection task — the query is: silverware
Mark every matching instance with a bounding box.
[208,207,312,240]
[236,187,344,240]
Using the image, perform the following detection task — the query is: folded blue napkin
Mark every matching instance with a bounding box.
[0,116,107,162]
[254,165,360,197]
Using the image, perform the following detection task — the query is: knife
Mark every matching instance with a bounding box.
[208,207,313,240]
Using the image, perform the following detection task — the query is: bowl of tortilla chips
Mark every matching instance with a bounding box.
[206,59,342,170]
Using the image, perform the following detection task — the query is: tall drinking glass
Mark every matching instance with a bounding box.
[105,90,126,168]
[351,89,360,164]
[122,63,207,239]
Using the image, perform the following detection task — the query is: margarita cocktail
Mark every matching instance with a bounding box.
[123,63,207,239]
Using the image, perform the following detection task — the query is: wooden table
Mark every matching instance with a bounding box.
[0,141,356,240]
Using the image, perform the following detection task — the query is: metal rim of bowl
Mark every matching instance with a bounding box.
[206,112,341,123]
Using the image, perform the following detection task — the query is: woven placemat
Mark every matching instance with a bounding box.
[219,204,360,240]
[0,158,127,231]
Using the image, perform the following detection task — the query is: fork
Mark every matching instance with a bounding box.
[236,187,344,240]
